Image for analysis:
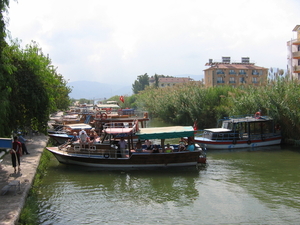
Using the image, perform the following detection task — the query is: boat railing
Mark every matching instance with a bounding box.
[68,143,123,158]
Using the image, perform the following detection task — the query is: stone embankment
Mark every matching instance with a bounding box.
[0,133,48,225]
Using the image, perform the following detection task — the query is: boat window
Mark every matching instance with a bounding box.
[222,122,233,129]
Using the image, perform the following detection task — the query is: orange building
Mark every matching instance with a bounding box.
[204,57,268,87]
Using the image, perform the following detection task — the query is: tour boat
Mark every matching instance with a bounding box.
[192,113,281,150]
[46,125,206,168]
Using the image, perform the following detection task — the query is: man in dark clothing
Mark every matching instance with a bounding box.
[11,136,22,172]
[18,132,30,154]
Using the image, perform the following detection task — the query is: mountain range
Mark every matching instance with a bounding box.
[68,74,203,100]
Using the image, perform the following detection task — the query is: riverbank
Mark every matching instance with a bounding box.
[0,134,48,225]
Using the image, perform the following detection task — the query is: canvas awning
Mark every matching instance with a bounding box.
[136,126,194,140]
[105,127,134,134]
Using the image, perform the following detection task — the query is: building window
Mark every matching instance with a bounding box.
[217,77,224,83]
[216,69,224,74]
[239,70,246,75]
[252,77,257,83]
[229,77,235,83]
[252,70,259,75]
[239,77,246,83]
[229,70,236,75]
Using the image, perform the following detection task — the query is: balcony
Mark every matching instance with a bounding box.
[292,51,300,59]
[217,80,225,83]
[290,38,300,45]
[239,72,247,75]
[216,71,225,75]
[293,65,300,73]
[229,81,236,83]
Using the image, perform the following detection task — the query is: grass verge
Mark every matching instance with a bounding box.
[18,141,53,225]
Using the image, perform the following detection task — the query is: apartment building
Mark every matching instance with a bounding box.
[149,77,195,88]
[204,57,268,87]
[287,25,300,79]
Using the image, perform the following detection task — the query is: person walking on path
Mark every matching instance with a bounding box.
[11,136,22,173]
[18,132,30,154]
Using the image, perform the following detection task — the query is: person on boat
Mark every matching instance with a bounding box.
[165,144,173,153]
[179,138,187,151]
[118,137,127,157]
[145,139,152,150]
[88,128,99,148]
[70,132,79,142]
[79,129,88,149]
[135,140,142,152]
[152,145,159,153]
[187,142,195,151]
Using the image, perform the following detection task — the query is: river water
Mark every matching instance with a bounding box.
[36,145,300,225]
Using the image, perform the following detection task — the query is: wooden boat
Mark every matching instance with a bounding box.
[46,126,206,168]
[48,123,93,144]
[192,112,282,150]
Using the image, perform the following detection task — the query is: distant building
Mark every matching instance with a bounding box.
[287,25,300,79]
[149,77,195,88]
[204,57,268,88]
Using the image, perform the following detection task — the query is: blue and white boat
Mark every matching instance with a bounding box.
[192,113,282,150]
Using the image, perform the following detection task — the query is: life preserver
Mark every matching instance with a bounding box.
[96,113,101,118]
[247,140,251,145]
[101,113,107,119]
[106,108,112,114]
[254,111,261,118]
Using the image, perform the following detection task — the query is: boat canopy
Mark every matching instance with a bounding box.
[136,126,194,140]
[97,104,120,108]
[105,127,134,134]
[65,123,92,129]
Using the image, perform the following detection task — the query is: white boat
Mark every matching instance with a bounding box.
[192,113,282,150]
[48,123,92,144]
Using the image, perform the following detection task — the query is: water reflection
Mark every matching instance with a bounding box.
[36,145,300,225]
[37,165,204,224]
[208,145,300,209]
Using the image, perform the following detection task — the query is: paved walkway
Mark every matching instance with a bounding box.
[0,134,48,225]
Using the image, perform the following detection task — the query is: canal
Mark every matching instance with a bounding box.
[36,145,300,224]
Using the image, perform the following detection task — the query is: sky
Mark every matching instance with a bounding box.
[6,0,300,87]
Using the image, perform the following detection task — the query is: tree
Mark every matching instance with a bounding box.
[154,74,159,88]
[0,0,16,136]
[132,73,149,94]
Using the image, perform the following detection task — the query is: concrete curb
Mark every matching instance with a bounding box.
[0,134,48,225]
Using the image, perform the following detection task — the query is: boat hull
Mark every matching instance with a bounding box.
[46,147,205,168]
[48,133,72,145]
[194,136,281,150]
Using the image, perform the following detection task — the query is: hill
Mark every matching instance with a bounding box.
[68,74,203,100]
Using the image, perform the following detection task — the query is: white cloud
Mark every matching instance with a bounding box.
[6,0,300,88]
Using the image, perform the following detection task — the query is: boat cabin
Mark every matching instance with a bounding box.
[203,116,277,141]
